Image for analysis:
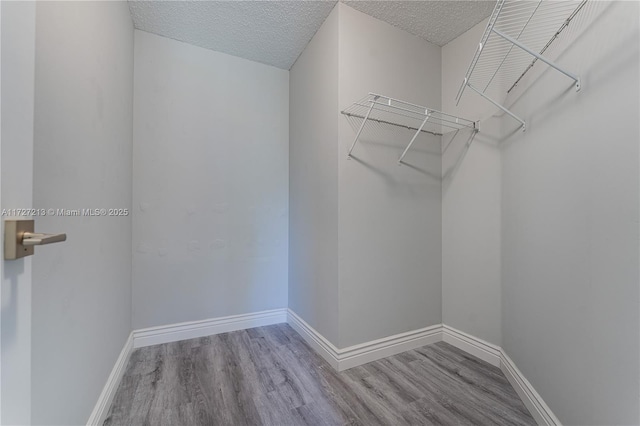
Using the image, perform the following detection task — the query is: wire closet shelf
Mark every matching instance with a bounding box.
[455,0,587,130]
[342,93,476,164]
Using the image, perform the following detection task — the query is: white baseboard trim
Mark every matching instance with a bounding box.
[286,309,341,369]
[87,332,133,426]
[92,311,558,426]
[133,308,288,348]
[288,314,558,424]
[286,309,442,371]
[440,325,559,425]
[500,350,561,426]
[89,309,287,424]
[338,322,443,371]
[441,325,501,367]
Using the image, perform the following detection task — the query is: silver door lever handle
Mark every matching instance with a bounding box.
[22,232,67,246]
[4,219,67,260]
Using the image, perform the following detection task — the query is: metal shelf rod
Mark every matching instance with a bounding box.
[455,0,507,104]
[368,103,475,129]
[341,111,441,136]
[467,83,525,131]
[343,93,476,161]
[398,113,431,164]
[349,104,474,131]
[368,93,475,123]
[482,0,543,92]
[347,99,376,158]
[455,0,586,130]
[491,27,580,90]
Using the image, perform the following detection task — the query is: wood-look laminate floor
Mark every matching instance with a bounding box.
[105,324,535,426]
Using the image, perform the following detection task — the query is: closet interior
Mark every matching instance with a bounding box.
[1,1,638,425]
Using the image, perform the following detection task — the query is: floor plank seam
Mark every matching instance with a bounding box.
[103,324,536,426]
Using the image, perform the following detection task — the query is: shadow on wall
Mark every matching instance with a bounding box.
[344,114,441,155]
[503,0,615,111]
[441,124,504,191]
[525,32,637,145]
[445,2,639,170]
[493,1,637,151]
[343,114,442,182]
[1,258,27,348]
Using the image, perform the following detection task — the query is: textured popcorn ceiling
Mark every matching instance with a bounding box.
[128,1,495,70]
[129,1,338,69]
[343,1,495,47]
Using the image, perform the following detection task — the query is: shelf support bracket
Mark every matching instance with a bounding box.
[491,28,580,91]
[467,83,526,131]
[398,112,431,164]
[347,98,377,159]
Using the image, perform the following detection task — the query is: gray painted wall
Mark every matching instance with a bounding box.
[132,31,289,329]
[444,2,639,423]
[337,4,442,348]
[31,2,134,424]
[289,5,340,344]
[1,2,36,423]
[500,2,639,424]
[1,2,635,423]
[290,4,443,348]
[441,18,503,346]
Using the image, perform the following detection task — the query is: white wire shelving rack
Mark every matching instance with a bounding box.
[342,93,476,164]
[455,0,588,131]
